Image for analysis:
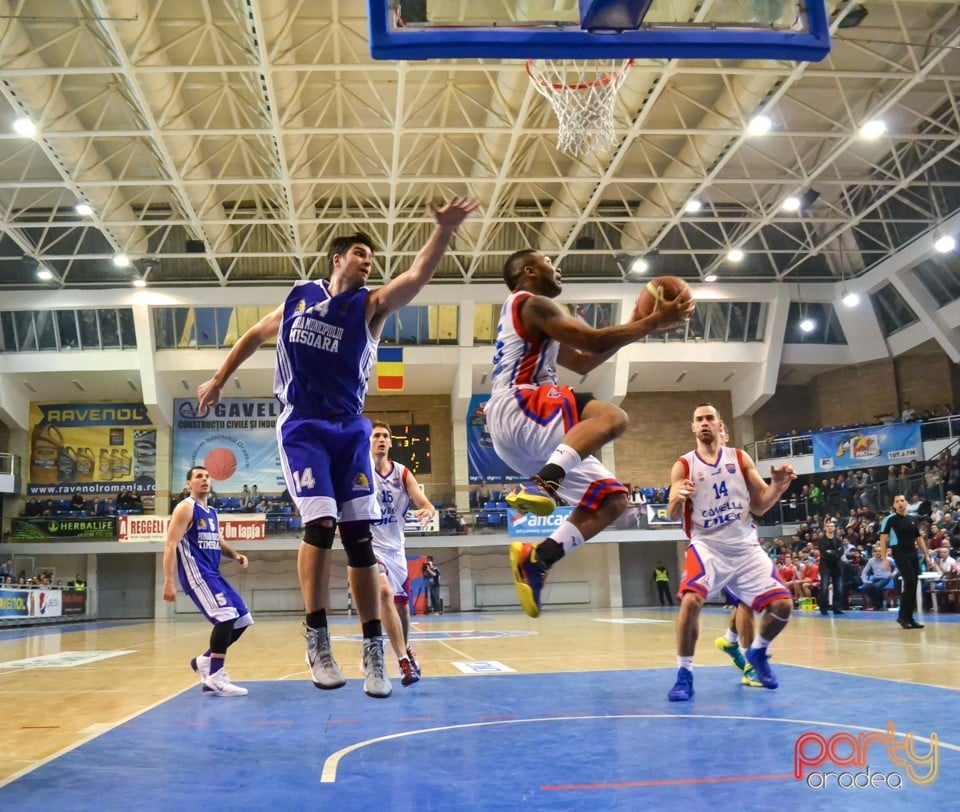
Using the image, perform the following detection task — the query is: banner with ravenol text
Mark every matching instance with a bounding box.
[812,423,922,474]
[117,513,266,543]
[27,402,156,497]
[0,588,62,618]
[466,394,523,485]
[507,506,574,537]
[10,517,117,541]
[172,398,284,493]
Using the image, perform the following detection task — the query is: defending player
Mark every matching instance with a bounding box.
[667,403,795,701]
[369,421,435,686]
[162,465,253,697]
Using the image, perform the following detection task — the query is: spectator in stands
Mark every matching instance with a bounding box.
[840,549,865,610]
[932,545,958,575]
[901,402,917,422]
[0,559,13,582]
[117,489,135,510]
[240,484,253,510]
[885,466,899,506]
[97,498,115,516]
[70,491,86,511]
[23,497,42,517]
[129,491,144,511]
[476,479,490,506]
[897,465,912,499]
[41,499,55,517]
[250,485,261,509]
[90,496,102,515]
[860,546,898,610]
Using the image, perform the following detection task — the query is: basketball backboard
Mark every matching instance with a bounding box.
[368,0,831,62]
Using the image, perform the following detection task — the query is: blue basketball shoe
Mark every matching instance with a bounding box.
[667,667,694,702]
[744,647,778,689]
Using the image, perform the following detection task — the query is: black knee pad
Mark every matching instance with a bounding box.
[339,521,377,568]
[303,520,336,549]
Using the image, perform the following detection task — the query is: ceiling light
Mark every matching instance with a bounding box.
[859,119,886,140]
[13,117,36,137]
[799,317,816,333]
[747,115,772,136]
[781,196,801,212]
[934,234,956,253]
[727,249,744,263]
[74,203,93,216]
[113,254,131,268]
[132,276,147,288]
[704,273,718,283]
[630,258,649,274]
[842,291,860,307]
[684,199,702,213]
[36,267,53,281]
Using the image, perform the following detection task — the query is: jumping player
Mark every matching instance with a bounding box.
[486,249,693,617]
[369,421,435,686]
[197,197,478,699]
[667,403,795,701]
[162,465,253,697]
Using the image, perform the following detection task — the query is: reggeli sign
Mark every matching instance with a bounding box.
[118,514,265,542]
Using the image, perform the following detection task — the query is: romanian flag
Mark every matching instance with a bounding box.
[377,346,404,391]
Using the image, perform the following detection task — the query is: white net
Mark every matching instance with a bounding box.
[526,59,633,157]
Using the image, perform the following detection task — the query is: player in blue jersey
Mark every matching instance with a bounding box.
[162,465,253,697]
[196,197,478,699]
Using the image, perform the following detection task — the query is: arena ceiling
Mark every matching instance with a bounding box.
[0,0,957,292]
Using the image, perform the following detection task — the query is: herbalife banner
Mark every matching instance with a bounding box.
[466,395,523,485]
[10,517,117,541]
[172,398,285,493]
[812,423,922,474]
[27,403,156,497]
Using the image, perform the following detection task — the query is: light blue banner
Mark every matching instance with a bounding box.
[507,506,574,537]
[812,422,922,474]
[172,398,285,493]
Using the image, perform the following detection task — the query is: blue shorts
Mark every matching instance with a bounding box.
[181,569,254,629]
[277,411,380,523]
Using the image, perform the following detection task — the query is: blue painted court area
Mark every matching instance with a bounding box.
[2,666,954,811]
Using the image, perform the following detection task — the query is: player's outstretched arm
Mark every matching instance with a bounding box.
[524,291,692,368]
[367,198,479,332]
[744,452,796,516]
[197,305,283,413]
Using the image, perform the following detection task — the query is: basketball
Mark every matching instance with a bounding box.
[632,275,691,321]
[203,447,237,481]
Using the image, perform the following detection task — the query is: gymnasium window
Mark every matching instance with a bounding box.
[643,301,766,343]
[0,308,136,352]
[784,302,847,345]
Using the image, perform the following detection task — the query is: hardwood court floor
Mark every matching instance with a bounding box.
[1,606,958,805]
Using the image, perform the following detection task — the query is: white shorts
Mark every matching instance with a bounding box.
[374,544,410,604]
[485,387,626,511]
[679,537,791,612]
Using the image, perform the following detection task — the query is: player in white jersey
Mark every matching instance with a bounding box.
[198,197,477,700]
[486,249,693,617]
[162,465,252,697]
[369,422,435,686]
[666,404,795,701]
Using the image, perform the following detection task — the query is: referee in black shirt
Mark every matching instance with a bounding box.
[879,494,934,629]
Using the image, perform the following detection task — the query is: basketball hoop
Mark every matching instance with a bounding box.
[526,59,633,157]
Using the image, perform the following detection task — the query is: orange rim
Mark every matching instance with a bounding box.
[525,58,634,92]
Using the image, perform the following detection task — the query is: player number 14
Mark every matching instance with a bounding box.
[293,467,316,493]
[712,481,728,499]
